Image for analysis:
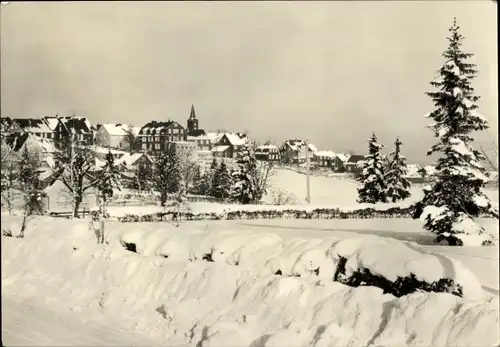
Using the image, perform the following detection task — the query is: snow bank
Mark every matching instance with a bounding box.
[2,217,498,347]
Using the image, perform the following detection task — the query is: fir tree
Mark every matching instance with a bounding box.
[357,133,387,204]
[153,147,181,206]
[96,151,121,211]
[189,164,204,195]
[385,137,411,202]
[231,140,259,204]
[207,158,219,197]
[134,162,154,192]
[213,160,232,201]
[413,18,498,246]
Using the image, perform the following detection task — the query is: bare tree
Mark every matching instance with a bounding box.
[255,160,275,203]
[54,136,98,218]
[1,144,20,215]
[178,149,200,193]
[122,125,137,153]
[271,188,296,205]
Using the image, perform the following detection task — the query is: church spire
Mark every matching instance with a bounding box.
[190,104,196,120]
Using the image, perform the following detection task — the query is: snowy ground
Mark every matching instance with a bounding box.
[2,216,499,346]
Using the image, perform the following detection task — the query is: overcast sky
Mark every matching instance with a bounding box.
[1,1,497,165]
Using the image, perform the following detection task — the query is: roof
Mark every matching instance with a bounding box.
[336,153,350,163]
[115,152,149,167]
[283,139,306,152]
[101,123,139,137]
[138,121,177,134]
[42,117,60,131]
[223,133,247,146]
[346,155,365,163]
[6,133,30,151]
[4,133,56,153]
[58,117,94,134]
[189,129,207,137]
[13,118,52,133]
[307,143,318,152]
[212,145,230,153]
[314,150,336,158]
[256,144,279,152]
[87,145,127,155]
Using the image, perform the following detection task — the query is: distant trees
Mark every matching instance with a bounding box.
[413,18,498,246]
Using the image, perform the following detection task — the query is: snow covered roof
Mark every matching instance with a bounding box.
[346,155,365,164]
[35,137,57,154]
[188,132,222,143]
[336,153,350,163]
[42,117,60,131]
[212,145,230,153]
[87,145,127,155]
[256,144,279,152]
[101,123,138,137]
[115,153,145,166]
[223,133,246,146]
[13,118,52,134]
[313,150,336,158]
[406,164,422,177]
[307,143,318,152]
[283,139,305,152]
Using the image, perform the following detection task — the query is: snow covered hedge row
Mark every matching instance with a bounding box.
[115,228,483,301]
[115,205,497,222]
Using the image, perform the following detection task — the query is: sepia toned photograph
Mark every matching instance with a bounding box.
[0,1,498,346]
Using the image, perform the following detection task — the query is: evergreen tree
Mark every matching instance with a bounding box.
[133,162,154,192]
[213,160,232,201]
[96,151,121,211]
[207,158,219,197]
[357,133,387,204]
[153,147,181,206]
[385,137,411,202]
[189,164,204,195]
[231,140,259,204]
[19,147,45,216]
[413,18,498,245]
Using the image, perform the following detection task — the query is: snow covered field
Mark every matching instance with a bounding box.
[2,216,499,346]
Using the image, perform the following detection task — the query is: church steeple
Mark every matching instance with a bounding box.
[187,104,199,135]
[189,104,196,120]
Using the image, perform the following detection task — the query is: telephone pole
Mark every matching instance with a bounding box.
[305,138,311,204]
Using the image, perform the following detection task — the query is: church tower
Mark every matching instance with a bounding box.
[187,104,199,136]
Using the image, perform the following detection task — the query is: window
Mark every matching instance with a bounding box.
[155,144,160,150]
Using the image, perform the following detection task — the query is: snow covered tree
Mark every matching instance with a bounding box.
[213,160,232,201]
[1,144,20,215]
[153,147,181,206]
[231,140,259,204]
[188,164,204,195]
[357,133,387,204]
[413,18,498,246]
[54,137,97,218]
[132,162,154,193]
[385,137,411,202]
[96,151,121,213]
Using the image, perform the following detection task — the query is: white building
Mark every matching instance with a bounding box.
[95,123,140,149]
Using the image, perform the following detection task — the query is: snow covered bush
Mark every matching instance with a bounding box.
[413,18,498,246]
[357,133,387,203]
[271,188,297,205]
[153,147,181,206]
[385,137,411,202]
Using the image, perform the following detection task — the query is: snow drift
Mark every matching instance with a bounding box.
[2,217,499,347]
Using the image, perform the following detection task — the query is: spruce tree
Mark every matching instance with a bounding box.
[209,158,220,197]
[231,140,259,204]
[357,133,387,204]
[385,137,411,202]
[96,151,121,211]
[189,164,204,195]
[213,160,232,201]
[153,147,181,206]
[413,18,498,246]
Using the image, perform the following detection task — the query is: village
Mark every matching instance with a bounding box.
[0,104,431,195]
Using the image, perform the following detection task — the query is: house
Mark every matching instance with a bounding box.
[166,141,198,161]
[344,154,366,175]
[137,120,187,155]
[280,139,317,164]
[332,153,350,172]
[211,133,247,159]
[6,133,57,169]
[53,116,95,148]
[255,143,280,162]
[405,164,422,178]
[186,104,207,137]
[95,123,140,150]
[115,152,154,171]
[85,145,127,162]
[8,118,54,139]
[312,151,337,168]
[188,132,222,152]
